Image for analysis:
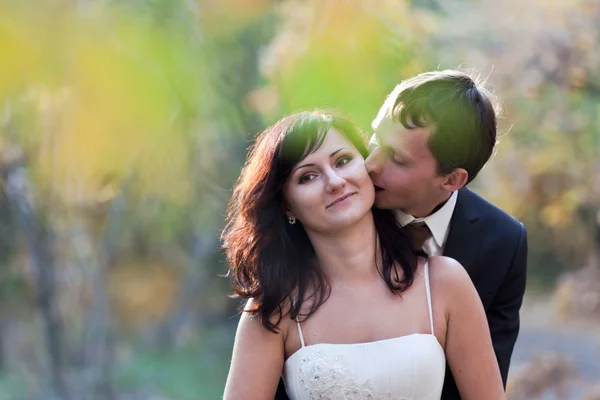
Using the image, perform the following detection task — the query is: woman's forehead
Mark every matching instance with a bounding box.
[295,129,354,160]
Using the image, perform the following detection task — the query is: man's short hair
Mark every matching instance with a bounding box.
[373,69,499,184]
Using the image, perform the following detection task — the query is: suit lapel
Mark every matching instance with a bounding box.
[443,188,482,271]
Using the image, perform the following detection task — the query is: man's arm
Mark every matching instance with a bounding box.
[487,223,528,386]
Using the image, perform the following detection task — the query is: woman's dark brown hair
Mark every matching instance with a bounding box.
[222,110,416,332]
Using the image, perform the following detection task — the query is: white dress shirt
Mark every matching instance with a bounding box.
[394,191,458,256]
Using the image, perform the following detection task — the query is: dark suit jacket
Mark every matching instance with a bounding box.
[439,187,527,399]
[274,187,528,400]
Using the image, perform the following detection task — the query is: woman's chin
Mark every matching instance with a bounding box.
[327,209,373,232]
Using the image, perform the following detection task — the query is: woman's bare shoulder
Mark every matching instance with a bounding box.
[240,298,294,339]
[426,255,474,296]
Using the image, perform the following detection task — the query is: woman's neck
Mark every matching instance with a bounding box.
[305,211,379,284]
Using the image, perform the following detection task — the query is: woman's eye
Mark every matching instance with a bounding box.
[336,155,352,167]
[298,174,316,184]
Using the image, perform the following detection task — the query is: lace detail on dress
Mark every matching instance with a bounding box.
[298,348,407,400]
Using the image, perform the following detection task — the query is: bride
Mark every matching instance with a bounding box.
[221,110,505,400]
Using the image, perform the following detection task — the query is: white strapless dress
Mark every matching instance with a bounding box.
[282,262,446,400]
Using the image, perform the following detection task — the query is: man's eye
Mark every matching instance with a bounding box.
[384,148,406,165]
[391,155,407,166]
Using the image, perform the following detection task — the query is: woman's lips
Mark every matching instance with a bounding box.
[327,192,356,208]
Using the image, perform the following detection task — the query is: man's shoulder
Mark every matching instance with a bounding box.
[458,187,524,233]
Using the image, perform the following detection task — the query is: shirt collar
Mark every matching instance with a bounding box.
[394,191,459,248]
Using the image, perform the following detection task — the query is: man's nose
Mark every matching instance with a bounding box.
[365,148,383,176]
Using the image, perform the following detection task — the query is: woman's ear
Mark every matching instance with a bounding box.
[284,202,296,221]
[286,211,297,225]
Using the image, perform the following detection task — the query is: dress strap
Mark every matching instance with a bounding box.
[424,261,435,335]
[290,295,306,348]
[295,317,306,348]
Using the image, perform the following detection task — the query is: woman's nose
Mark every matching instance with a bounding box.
[325,169,346,192]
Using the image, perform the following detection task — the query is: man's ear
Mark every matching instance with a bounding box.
[441,168,468,192]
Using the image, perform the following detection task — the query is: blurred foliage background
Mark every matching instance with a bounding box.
[0,0,599,399]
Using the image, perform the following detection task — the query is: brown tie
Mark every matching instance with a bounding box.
[405,221,431,253]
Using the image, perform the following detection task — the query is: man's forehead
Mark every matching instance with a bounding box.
[375,118,434,157]
[374,118,409,146]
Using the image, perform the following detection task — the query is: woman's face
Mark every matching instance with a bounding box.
[283,128,375,234]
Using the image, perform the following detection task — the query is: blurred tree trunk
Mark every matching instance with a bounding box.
[0,146,69,399]
[0,191,17,373]
[578,204,600,269]
[593,210,600,269]
[155,231,216,350]
[82,187,127,399]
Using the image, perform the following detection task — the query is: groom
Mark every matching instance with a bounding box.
[365,70,527,399]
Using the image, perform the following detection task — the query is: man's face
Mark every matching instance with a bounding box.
[364,118,449,217]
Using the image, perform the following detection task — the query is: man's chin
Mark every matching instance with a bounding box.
[373,194,393,210]
[374,191,407,210]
